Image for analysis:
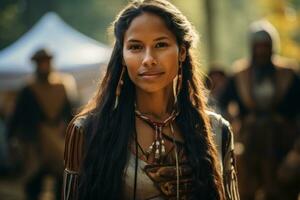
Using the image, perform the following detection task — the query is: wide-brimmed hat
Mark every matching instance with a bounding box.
[31,48,53,61]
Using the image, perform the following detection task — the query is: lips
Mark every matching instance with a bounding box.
[138,71,165,80]
[139,70,165,75]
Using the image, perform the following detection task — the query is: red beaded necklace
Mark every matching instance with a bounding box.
[134,107,179,163]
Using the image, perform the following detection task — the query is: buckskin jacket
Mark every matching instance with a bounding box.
[63,111,240,200]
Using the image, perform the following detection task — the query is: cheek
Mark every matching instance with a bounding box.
[123,53,141,81]
[161,50,179,78]
[126,66,137,83]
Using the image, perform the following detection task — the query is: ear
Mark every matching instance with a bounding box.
[179,45,187,62]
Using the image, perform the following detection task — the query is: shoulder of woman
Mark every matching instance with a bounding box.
[206,111,230,128]
[205,110,234,159]
[206,110,232,142]
[64,114,90,172]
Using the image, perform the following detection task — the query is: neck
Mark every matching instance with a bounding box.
[37,77,50,84]
[251,55,273,68]
[135,85,174,120]
[36,75,50,85]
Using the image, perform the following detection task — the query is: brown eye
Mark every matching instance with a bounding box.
[128,44,143,51]
[155,42,169,48]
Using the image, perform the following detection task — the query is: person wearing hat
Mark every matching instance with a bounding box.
[31,48,53,83]
[7,48,77,200]
[219,20,300,200]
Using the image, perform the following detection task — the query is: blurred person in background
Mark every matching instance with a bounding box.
[205,63,228,114]
[6,48,77,200]
[220,20,300,200]
[277,136,300,199]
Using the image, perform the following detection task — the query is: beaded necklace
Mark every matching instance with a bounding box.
[134,108,179,163]
[134,107,181,199]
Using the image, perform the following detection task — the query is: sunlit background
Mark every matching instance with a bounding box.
[1,0,300,69]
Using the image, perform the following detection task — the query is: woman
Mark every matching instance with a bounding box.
[63,0,239,199]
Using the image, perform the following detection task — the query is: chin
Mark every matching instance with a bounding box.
[137,87,160,94]
[135,84,162,93]
[135,82,172,94]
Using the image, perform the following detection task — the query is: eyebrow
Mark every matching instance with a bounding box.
[154,36,169,41]
[126,36,169,43]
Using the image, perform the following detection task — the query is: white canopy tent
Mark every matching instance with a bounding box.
[0,12,111,93]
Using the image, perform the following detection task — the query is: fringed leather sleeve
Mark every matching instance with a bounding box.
[222,123,240,200]
[63,116,87,200]
[207,111,240,200]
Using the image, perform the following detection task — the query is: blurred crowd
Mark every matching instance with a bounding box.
[206,20,300,200]
[0,18,299,200]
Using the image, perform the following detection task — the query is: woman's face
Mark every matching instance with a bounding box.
[123,12,186,94]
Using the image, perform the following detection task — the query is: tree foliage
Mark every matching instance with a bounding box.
[0,0,299,67]
[257,0,300,63]
[0,0,127,49]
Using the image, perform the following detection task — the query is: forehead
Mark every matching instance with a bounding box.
[124,12,176,42]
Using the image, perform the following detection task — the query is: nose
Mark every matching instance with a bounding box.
[142,48,157,67]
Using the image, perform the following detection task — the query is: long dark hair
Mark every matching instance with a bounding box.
[77,0,224,199]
